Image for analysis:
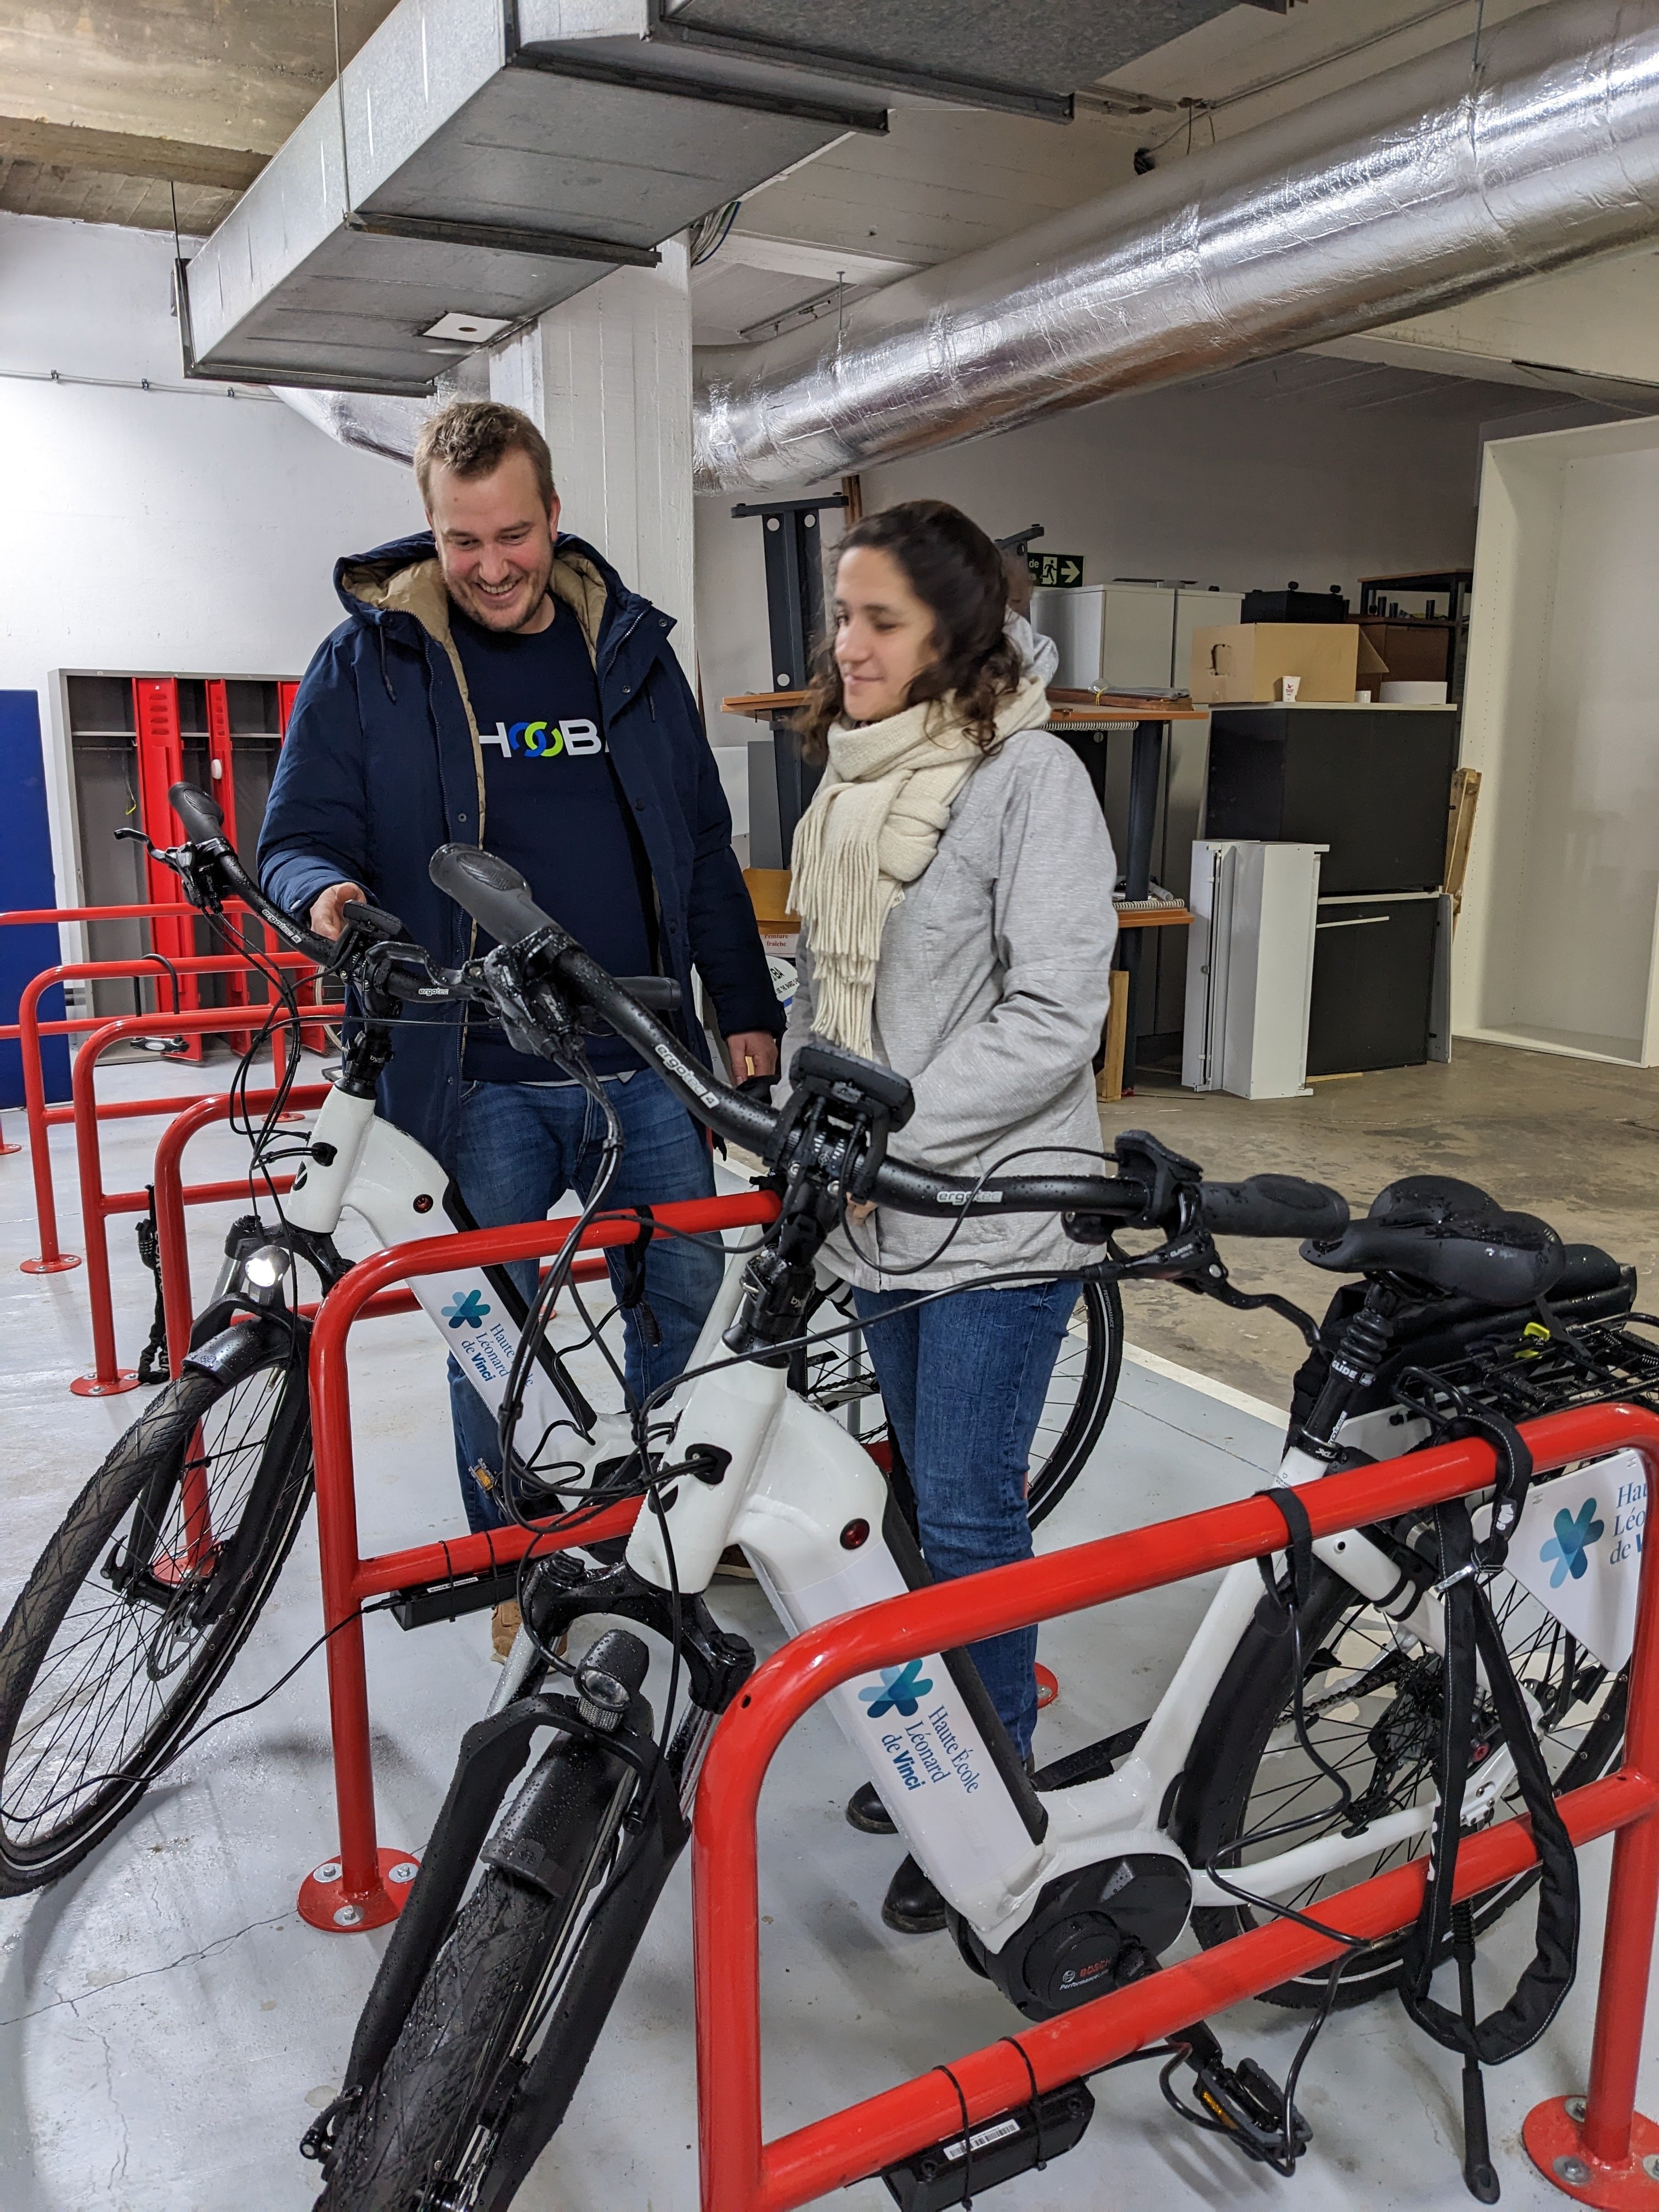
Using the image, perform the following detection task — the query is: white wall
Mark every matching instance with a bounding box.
[1455,416,1659,1063]
[0,211,424,906]
[695,358,1590,833]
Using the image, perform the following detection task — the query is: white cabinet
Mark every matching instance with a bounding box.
[1032,583,1240,691]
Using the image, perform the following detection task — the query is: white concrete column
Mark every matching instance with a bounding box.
[492,242,696,684]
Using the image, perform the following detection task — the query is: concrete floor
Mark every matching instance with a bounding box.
[1102,1037,1659,1411]
[0,1053,1655,2210]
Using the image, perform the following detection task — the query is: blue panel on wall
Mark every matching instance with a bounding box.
[0,693,70,1111]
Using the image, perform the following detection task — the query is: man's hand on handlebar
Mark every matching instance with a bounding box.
[308,882,369,942]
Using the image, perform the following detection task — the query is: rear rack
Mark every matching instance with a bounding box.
[1415,1316,1659,1425]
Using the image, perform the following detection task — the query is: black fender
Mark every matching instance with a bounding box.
[183,1307,308,1381]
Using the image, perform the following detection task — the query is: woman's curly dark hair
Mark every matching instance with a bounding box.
[794,499,1025,763]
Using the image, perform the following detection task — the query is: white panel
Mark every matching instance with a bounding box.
[532,241,696,678]
[1455,416,1659,1064]
[1184,840,1321,1098]
[1031,585,1103,688]
[1175,588,1240,696]
[1101,584,1176,689]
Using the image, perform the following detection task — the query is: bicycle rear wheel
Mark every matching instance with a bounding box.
[0,1324,313,1892]
[803,1278,1121,1530]
[1175,1489,1627,2009]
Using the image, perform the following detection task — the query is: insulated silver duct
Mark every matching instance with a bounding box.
[274,385,430,465]
[695,0,1659,490]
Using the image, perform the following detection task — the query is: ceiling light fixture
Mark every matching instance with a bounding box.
[421,312,512,344]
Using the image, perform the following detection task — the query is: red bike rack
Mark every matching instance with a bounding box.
[691,1400,1659,2212]
[302,1188,781,1932]
[13,951,317,1273]
[66,1005,321,1395]
[0,899,279,1157]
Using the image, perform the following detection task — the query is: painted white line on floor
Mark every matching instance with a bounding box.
[1122,1340,1287,1430]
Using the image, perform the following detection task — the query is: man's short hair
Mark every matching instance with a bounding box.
[414,399,556,511]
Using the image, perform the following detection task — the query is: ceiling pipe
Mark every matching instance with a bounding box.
[693,0,1659,491]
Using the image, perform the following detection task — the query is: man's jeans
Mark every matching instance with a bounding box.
[449,1072,721,1533]
[851,1278,1076,1758]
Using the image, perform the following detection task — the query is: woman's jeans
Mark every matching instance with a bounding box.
[850,1278,1076,1759]
[448,1072,721,1533]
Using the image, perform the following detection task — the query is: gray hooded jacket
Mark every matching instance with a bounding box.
[780,727,1118,1289]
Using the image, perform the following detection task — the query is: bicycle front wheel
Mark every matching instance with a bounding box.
[803,1277,1121,1530]
[0,1324,313,1892]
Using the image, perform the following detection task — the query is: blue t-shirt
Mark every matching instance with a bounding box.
[451,600,656,1080]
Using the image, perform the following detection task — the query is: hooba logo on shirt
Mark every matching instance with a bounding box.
[479,718,603,760]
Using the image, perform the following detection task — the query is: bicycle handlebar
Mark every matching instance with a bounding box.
[430,843,1350,1238]
[149,798,1351,1244]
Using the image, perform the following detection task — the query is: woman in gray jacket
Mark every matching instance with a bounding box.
[781,500,1118,1932]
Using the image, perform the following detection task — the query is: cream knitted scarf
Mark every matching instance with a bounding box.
[789,674,1050,1053]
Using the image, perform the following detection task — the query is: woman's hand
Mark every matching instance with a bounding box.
[847,1199,877,1227]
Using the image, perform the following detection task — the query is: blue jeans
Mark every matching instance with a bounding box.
[851,1278,1076,1758]
[448,1071,721,1532]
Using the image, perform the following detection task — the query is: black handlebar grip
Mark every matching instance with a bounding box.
[168,782,227,846]
[616,977,682,1015]
[429,842,559,948]
[1197,1175,1349,1239]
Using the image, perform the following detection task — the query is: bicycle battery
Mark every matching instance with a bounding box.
[879,2078,1094,2209]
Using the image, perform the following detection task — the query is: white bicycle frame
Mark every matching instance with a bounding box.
[276,1076,1558,1961]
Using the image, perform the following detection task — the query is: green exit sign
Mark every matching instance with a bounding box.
[1028,552,1084,587]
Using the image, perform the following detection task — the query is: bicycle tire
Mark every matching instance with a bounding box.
[316,1732,667,2212]
[803,1277,1122,1531]
[0,1328,313,1893]
[1174,1524,1627,2010]
[315,1869,566,2212]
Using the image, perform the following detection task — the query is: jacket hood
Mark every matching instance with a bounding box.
[332,527,654,666]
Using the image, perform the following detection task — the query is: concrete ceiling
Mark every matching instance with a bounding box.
[0,1,399,234]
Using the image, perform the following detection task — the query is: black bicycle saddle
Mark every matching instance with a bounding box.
[1300,1174,1566,1307]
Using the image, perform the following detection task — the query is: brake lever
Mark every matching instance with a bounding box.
[116,827,224,915]
[1077,1190,1322,1347]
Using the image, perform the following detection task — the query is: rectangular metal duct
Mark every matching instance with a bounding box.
[184,0,1260,395]
[181,0,887,394]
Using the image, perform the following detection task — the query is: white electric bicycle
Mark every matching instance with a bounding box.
[292,840,1639,2211]
[0,786,1122,1906]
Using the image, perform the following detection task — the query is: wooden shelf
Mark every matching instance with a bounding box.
[723,689,1211,725]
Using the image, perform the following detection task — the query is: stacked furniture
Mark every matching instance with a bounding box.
[1203,704,1459,1076]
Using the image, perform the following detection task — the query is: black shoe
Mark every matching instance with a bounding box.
[847,1781,896,1835]
[882,1854,946,1934]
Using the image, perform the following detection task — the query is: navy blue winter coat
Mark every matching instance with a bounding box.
[259,529,781,1173]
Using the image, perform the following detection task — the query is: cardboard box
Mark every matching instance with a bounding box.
[1189,623,1385,705]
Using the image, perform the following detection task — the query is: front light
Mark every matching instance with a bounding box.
[241,1244,293,1299]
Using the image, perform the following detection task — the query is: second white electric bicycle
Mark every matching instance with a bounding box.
[298,838,1639,2211]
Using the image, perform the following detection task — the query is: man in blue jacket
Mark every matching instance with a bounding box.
[261,400,781,1600]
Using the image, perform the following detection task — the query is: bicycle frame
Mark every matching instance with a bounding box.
[274,1073,1602,1967]
[599,1316,1601,1960]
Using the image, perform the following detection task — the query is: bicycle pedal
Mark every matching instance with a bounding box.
[880,2080,1094,2209]
[1180,2037,1311,2173]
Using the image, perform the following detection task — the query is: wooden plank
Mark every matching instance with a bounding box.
[1097,969,1130,1103]
[1445,766,1482,913]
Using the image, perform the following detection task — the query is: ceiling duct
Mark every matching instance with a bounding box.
[695,0,1659,491]
[183,0,1251,396]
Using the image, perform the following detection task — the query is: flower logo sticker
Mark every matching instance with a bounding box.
[859,1661,935,1720]
[441,1288,491,1330]
[1539,1497,1605,1589]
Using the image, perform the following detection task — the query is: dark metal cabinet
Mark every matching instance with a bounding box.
[1204,705,1458,896]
